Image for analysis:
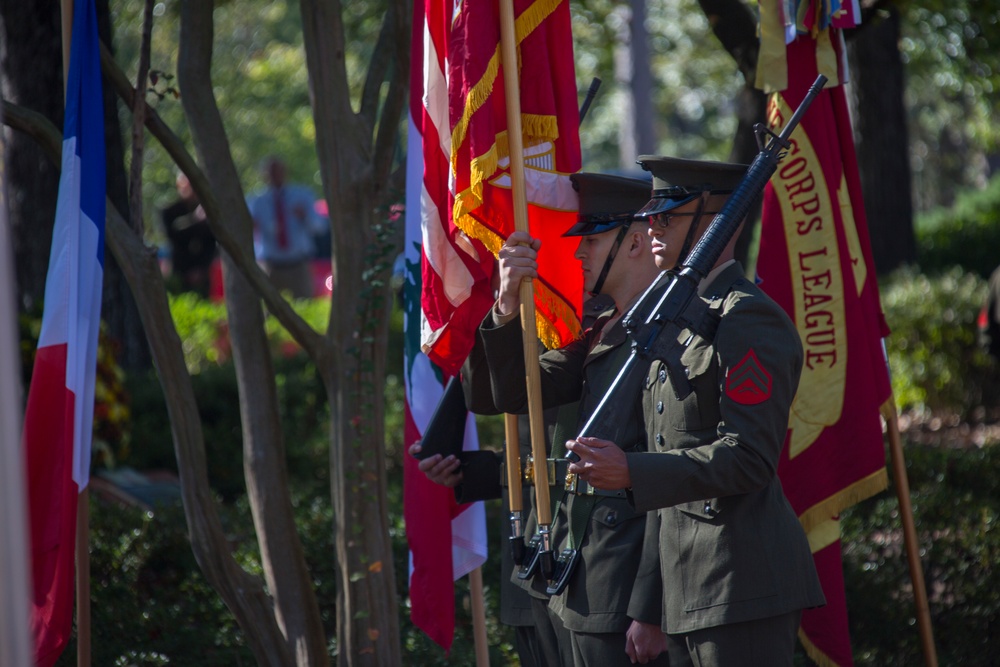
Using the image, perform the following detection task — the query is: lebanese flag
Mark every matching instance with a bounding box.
[756,7,891,666]
[403,0,488,650]
[423,0,583,374]
[21,0,106,664]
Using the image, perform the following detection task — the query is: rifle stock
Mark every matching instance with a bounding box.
[571,73,828,452]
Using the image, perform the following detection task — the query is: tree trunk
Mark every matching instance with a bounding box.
[696,0,767,267]
[846,7,917,275]
[614,0,656,168]
[177,2,328,665]
[0,0,62,312]
[299,0,407,663]
[97,0,150,371]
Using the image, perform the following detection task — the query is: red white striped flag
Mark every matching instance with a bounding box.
[756,4,891,665]
[403,0,487,650]
[21,0,106,664]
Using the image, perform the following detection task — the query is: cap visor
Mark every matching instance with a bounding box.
[634,193,698,219]
[562,217,633,237]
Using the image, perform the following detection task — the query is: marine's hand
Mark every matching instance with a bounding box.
[496,231,541,316]
[407,442,463,487]
[625,620,668,664]
[565,436,632,490]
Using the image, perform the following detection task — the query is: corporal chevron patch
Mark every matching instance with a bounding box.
[725,349,772,405]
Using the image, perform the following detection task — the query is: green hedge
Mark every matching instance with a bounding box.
[841,442,1000,666]
[915,172,1000,280]
[881,266,999,416]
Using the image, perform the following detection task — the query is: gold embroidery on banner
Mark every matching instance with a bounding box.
[837,173,867,298]
[768,94,847,459]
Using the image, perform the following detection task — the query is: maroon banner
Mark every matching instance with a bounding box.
[757,33,892,667]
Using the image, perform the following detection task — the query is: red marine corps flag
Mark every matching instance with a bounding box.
[755,3,891,665]
[424,0,583,372]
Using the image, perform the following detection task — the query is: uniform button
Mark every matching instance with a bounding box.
[656,401,664,414]
[655,433,664,446]
[658,369,667,383]
[606,511,617,525]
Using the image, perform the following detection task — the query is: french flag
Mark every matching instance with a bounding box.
[21,0,105,664]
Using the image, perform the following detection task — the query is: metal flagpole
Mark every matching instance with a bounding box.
[0,96,34,667]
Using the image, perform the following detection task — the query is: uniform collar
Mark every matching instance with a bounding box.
[699,260,742,298]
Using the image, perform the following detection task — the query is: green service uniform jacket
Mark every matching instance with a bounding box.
[625,262,826,635]
[480,304,663,634]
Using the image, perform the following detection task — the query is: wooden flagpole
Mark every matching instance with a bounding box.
[59,1,93,664]
[497,0,553,551]
[881,400,938,667]
[469,567,490,667]
[75,491,91,667]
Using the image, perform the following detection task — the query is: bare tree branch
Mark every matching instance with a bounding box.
[97,41,326,358]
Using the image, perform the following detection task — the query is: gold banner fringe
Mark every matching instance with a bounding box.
[798,468,889,535]
[799,628,845,667]
[451,0,562,173]
[451,206,582,348]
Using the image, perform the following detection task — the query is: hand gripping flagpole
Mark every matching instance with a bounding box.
[498,0,556,580]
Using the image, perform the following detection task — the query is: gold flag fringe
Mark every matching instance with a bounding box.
[798,467,889,535]
[451,199,583,349]
[799,628,845,667]
[446,0,580,349]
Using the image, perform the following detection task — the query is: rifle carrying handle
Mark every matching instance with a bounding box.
[685,73,828,279]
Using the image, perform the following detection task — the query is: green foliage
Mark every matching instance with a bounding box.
[571,0,741,168]
[841,442,1000,666]
[126,349,330,501]
[167,292,331,374]
[901,4,1000,211]
[881,266,998,415]
[56,503,254,667]
[163,293,229,373]
[915,172,1000,280]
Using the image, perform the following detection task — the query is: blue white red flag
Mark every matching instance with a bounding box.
[21,0,106,663]
[403,0,488,651]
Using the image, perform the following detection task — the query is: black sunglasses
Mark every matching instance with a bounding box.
[648,210,720,230]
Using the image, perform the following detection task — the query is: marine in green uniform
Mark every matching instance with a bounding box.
[480,173,676,666]
[566,157,826,667]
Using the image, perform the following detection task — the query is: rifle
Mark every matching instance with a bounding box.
[506,74,607,576]
[541,75,828,595]
[570,73,828,453]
